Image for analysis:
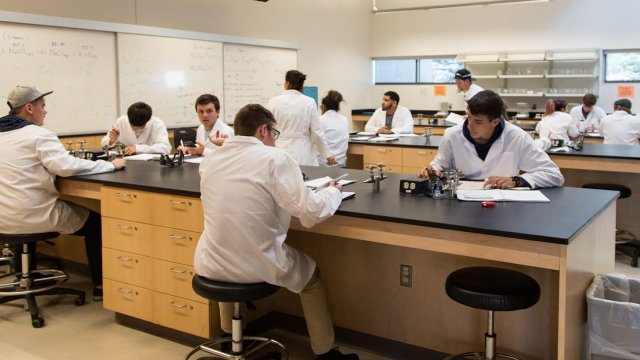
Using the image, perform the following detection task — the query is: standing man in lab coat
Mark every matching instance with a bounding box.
[455,68,484,101]
[419,90,563,189]
[194,104,359,360]
[0,86,126,301]
[267,70,335,166]
[599,98,640,145]
[364,91,414,134]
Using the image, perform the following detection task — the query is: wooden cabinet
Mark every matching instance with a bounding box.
[101,186,212,337]
[402,148,437,174]
[360,145,438,175]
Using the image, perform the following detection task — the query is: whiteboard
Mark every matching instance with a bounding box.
[223,44,297,123]
[117,33,223,128]
[0,23,118,135]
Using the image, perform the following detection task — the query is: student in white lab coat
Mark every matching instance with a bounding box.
[100,102,171,155]
[538,99,579,144]
[455,68,484,101]
[419,90,564,189]
[317,90,349,167]
[600,98,640,145]
[194,104,359,360]
[177,94,234,156]
[570,93,606,132]
[364,91,414,134]
[0,86,126,300]
[267,70,335,166]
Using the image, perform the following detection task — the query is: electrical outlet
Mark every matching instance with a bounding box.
[400,264,412,288]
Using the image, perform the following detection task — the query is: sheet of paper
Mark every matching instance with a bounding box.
[338,179,356,186]
[341,192,355,200]
[456,189,550,202]
[456,181,486,190]
[379,133,417,138]
[369,136,398,142]
[357,131,376,136]
[304,176,332,188]
[446,112,465,125]
[351,136,374,141]
[184,156,204,164]
[124,153,161,161]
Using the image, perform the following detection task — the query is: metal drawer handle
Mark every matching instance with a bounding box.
[117,287,137,295]
[169,268,187,274]
[115,256,134,262]
[169,301,192,310]
[169,200,192,206]
[116,225,136,231]
[169,235,192,241]
[375,149,388,153]
[417,151,431,156]
[116,192,137,199]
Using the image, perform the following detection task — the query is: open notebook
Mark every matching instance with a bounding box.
[456,189,549,202]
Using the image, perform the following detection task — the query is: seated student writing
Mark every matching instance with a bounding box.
[419,90,564,189]
[101,101,171,155]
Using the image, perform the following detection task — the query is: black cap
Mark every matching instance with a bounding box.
[455,68,472,80]
[614,98,632,109]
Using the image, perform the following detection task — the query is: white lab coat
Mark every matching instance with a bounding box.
[0,123,115,234]
[600,111,640,145]
[317,110,349,167]
[100,116,171,154]
[465,83,484,101]
[538,111,579,143]
[194,136,342,293]
[196,121,234,152]
[364,105,414,134]
[431,122,564,188]
[267,90,330,166]
[570,105,606,131]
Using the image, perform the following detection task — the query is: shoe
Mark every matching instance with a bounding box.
[92,287,103,301]
[316,346,359,360]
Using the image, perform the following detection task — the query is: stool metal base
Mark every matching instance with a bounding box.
[0,269,68,296]
[443,352,521,360]
[185,335,288,360]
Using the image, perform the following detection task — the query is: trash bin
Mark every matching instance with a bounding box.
[587,274,640,359]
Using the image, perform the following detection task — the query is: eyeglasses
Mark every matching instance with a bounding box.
[268,125,280,140]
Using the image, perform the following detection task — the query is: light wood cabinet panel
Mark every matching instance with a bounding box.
[152,292,210,338]
[363,146,402,166]
[151,227,200,264]
[103,279,153,322]
[103,248,153,286]
[152,259,204,302]
[151,194,204,232]
[101,186,153,224]
[402,166,424,175]
[102,217,153,256]
[402,148,437,168]
[363,163,402,174]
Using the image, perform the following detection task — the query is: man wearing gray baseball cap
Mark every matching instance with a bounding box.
[0,86,126,302]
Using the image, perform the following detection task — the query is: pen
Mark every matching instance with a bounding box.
[180,139,185,149]
[314,173,349,192]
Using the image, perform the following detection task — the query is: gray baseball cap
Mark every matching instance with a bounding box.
[7,86,53,109]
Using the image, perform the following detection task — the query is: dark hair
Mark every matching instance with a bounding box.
[321,90,344,112]
[195,94,220,112]
[582,93,597,107]
[544,99,567,116]
[466,90,505,120]
[8,98,43,116]
[285,70,306,91]
[127,102,153,127]
[233,104,276,136]
[384,91,400,104]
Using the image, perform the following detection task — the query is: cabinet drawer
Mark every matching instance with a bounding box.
[152,259,204,302]
[151,194,204,232]
[402,166,424,176]
[102,217,153,256]
[363,163,402,174]
[103,279,152,322]
[363,146,402,166]
[152,226,200,264]
[101,187,152,224]
[402,148,438,168]
[152,292,210,338]
[103,248,153,286]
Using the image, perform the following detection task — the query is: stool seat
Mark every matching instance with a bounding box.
[192,275,279,303]
[0,232,59,245]
[446,267,540,312]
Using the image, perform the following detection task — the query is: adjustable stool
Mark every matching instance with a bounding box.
[185,275,288,360]
[0,232,86,328]
[444,267,540,360]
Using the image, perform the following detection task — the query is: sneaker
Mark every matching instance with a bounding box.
[92,287,103,302]
[316,346,359,360]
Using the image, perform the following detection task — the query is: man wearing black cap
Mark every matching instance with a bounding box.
[0,85,126,301]
[455,68,484,101]
[599,98,640,145]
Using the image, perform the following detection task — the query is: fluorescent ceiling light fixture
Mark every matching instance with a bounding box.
[371,0,550,14]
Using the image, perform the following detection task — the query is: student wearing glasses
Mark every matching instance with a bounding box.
[267,70,335,166]
[195,104,358,360]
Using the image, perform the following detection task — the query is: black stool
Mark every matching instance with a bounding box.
[582,183,639,267]
[185,275,288,360]
[0,232,86,328]
[444,267,540,360]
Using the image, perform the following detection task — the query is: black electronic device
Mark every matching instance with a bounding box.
[399,178,429,194]
[160,151,184,167]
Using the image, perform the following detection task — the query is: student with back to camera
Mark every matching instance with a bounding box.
[317,90,349,167]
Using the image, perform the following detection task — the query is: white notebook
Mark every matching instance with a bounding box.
[456,189,550,202]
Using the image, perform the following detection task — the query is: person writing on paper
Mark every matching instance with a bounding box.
[178,94,234,156]
[455,68,484,101]
[599,99,640,145]
[194,104,359,360]
[317,90,349,167]
[570,93,606,132]
[267,70,335,166]
[364,91,413,134]
[0,86,126,301]
[537,99,579,145]
[101,101,171,155]
[418,90,563,189]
